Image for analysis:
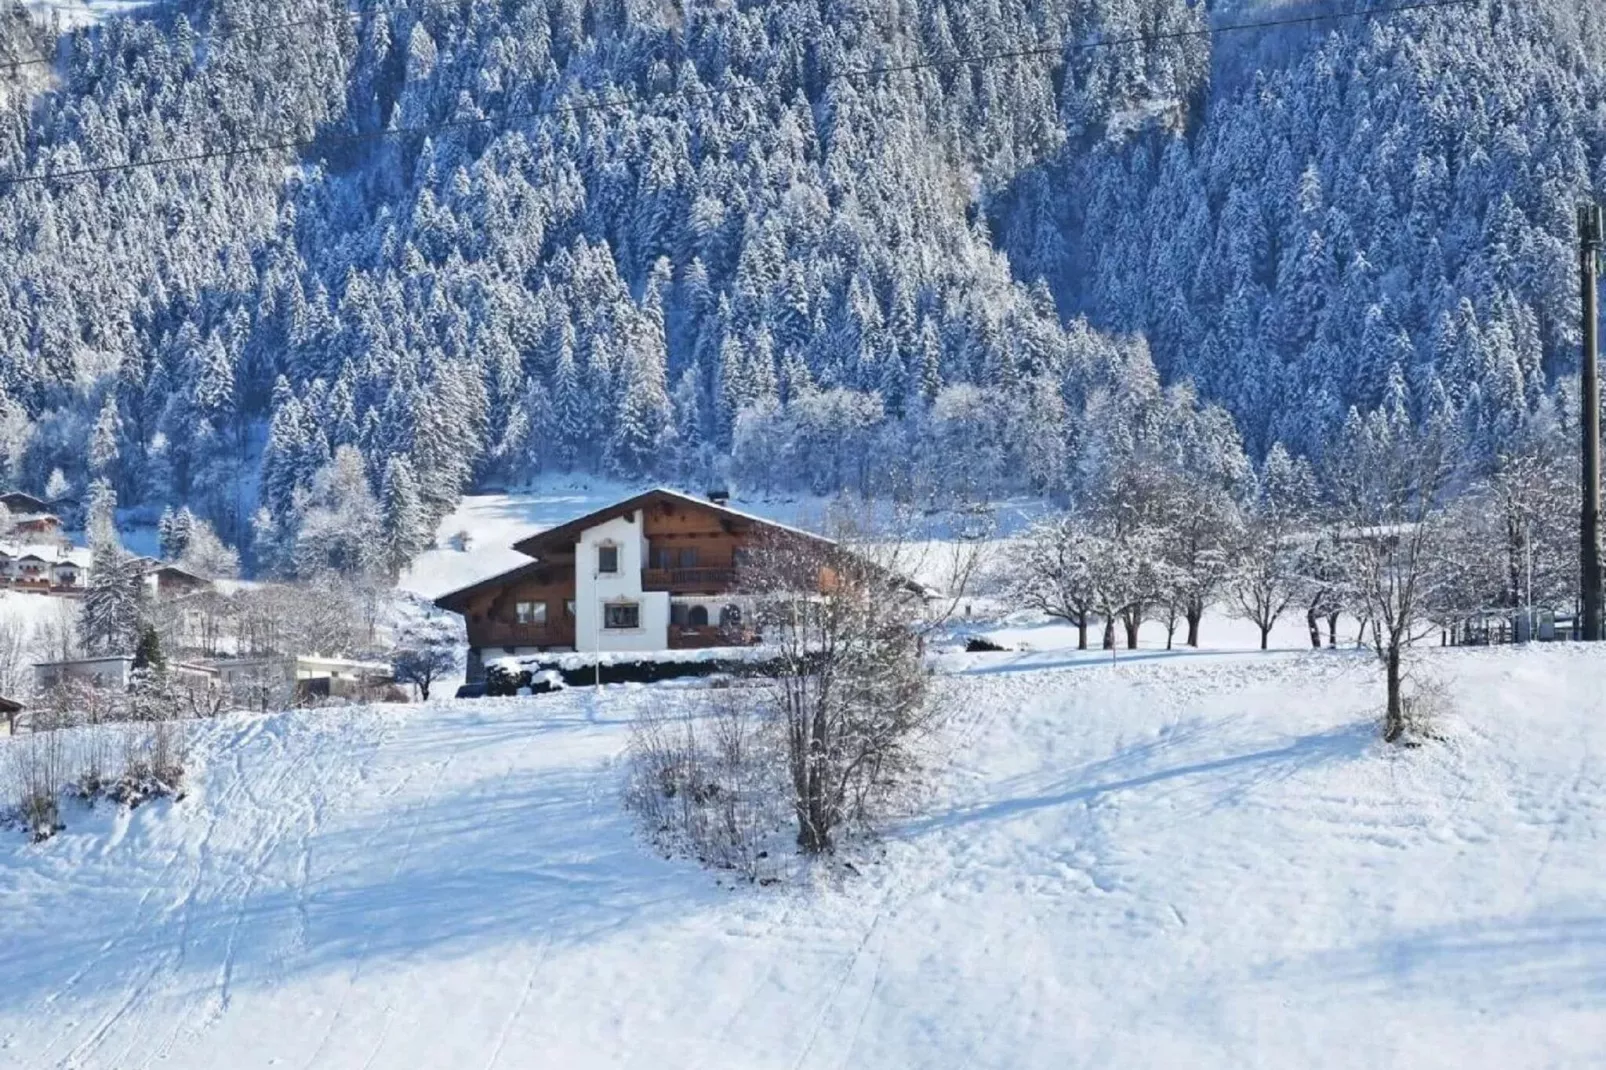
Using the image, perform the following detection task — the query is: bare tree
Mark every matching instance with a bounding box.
[391,617,462,700]
[0,616,30,700]
[1228,445,1315,650]
[1294,528,1349,649]
[1009,516,1096,649]
[1228,532,1301,650]
[740,506,964,854]
[1330,406,1456,742]
[31,599,82,665]
[1082,525,1165,651]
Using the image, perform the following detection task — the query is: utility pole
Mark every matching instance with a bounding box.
[1581,204,1603,641]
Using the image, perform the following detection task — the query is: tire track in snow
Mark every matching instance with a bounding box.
[39,717,272,1068]
[117,719,306,1069]
[328,747,464,1070]
[482,933,553,1070]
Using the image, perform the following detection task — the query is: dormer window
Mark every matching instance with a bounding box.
[597,543,619,574]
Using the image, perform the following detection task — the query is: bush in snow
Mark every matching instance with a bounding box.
[740,506,968,854]
[625,685,787,881]
[7,728,67,842]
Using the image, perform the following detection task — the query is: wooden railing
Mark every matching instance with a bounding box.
[471,621,576,649]
[641,567,736,592]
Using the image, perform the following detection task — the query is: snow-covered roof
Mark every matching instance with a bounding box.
[509,486,835,562]
[1,542,90,566]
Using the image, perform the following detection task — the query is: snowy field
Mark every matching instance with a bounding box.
[3,627,1604,1068]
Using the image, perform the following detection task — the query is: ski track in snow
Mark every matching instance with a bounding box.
[3,644,1606,1068]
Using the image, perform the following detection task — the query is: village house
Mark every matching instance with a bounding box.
[209,655,396,707]
[435,488,837,681]
[33,655,219,693]
[143,562,210,599]
[0,695,22,736]
[0,491,50,516]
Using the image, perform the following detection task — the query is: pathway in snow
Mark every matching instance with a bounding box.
[2,646,1604,1068]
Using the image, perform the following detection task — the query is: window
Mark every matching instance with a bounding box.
[597,544,619,574]
[688,605,709,627]
[564,600,576,618]
[678,547,699,569]
[732,548,750,569]
[670,603,688,627]
[604,602,640,630]
[516,601,547,625]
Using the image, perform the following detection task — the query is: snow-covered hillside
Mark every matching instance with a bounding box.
[21,0,156,28]
[4,636,1604,1068]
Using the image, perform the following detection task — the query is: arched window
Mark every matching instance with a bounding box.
[720,604,742,628]
[688,605,709,627]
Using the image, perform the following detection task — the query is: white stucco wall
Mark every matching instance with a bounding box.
[573,511,669,653]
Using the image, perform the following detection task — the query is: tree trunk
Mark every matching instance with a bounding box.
[1306,607,1322,649]
[1259,622,1271,651]
[1185,599,1203,648]
[1077,617,1088,650]
[1383,643,1405,743]
[1327,611,1340,648]
[1103,617,1115,649]
[1124,614,1140,650]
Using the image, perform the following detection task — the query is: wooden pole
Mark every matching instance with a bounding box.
[1580,205,1603,641]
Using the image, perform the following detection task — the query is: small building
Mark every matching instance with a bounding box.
[0,695,22,736]
[209,655,394,707]
[34,655,219,693]
[35,655,138,691]
[0,491,50,516]
[14,514,64,540]
[143,563,210,599]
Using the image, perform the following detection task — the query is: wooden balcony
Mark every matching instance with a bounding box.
[471,621,576,650]
[642,567,737,593]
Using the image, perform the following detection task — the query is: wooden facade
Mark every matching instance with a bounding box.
[437,489,831,670]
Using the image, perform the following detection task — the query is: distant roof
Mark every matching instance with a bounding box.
[0,491,50,515]
[146,562,209,584]
[510,487,834,562]
[0,695,21,713]
[3,543,90,566]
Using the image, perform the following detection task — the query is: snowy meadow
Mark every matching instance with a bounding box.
[2,617,1603,1068]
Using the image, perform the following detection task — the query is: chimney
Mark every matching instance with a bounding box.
[707,487,730,505]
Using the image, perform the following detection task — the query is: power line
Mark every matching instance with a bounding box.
[0,0,1481,189]
[0,6,368,74]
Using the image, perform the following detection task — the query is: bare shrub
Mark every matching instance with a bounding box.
[8,728,66,841]
[110,719,188,808]
[625,686,787,880]
[741,505,962,854]
[1393,670,1456,746]
[0,616,30,700]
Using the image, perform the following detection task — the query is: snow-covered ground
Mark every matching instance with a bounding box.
[21,0,159,28]
[3,626,1604,1068]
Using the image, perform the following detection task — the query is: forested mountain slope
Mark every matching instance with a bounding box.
[0,0,1599,574]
